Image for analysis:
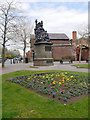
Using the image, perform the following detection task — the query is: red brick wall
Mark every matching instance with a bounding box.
[52,46,73,59]
[72,31,77,41]
[76,47,89,60]
[81,48,89,60]
[51,40,70,44]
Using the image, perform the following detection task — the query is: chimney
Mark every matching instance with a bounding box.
[72,31,77,41]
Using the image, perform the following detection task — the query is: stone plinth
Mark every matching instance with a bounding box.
[33,43,53,66]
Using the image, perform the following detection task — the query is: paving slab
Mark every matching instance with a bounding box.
[0,61,89,75]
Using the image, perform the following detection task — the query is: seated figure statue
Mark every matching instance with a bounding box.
[34,19,50,43]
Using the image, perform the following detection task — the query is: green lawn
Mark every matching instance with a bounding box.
[2,70,89,118]
[72,64,89,68]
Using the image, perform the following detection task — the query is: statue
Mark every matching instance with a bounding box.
[34,19,50,43]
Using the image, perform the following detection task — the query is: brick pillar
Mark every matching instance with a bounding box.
[72,31,77,41]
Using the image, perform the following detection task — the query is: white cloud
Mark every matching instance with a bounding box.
[19,0,89,2]
[25,4,88,39]
[0,1,88,39]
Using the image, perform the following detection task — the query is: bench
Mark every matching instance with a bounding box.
[60,59,73,64]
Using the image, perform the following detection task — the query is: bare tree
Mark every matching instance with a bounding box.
[0,0,19,67]
[77,24,88,63]
[73,24,88,63]
[14,17,33,63]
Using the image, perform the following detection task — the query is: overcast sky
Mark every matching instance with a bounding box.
[0,0,89,55]
[19,0,88,39]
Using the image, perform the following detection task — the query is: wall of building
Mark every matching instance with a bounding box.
[51,40,70,44]
[30,35,74,61]
[76,46,89,60]
[52,46,73,60]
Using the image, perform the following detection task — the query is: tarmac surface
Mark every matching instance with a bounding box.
[1,61,89,75]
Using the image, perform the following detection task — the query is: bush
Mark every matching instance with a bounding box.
[53,58,60,61]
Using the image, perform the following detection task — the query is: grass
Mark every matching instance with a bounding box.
[72,64,90,68]
[2,70,89,118]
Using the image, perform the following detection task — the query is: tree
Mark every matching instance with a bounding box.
[0,0,19,67]
[5,48,20,58]
[14,17,33,63]
[77,25,88,63]
[73,24,88,62]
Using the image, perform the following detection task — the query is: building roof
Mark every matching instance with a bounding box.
[30,33,69,40]
[48,33,69,40]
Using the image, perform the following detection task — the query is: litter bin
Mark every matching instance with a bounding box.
[25,57,28,63]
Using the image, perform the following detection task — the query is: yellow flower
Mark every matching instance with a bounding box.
[62,73,63,74]
[28,78,30,80]
[52,81,55,84]
[34,76,36,78]
[62,80,65,83]
[51,75,53,77]
[70,75,74,78]
[67,78,69,81]
[65,72,67,74]
[59,82,61,85]
[58,75,60,77]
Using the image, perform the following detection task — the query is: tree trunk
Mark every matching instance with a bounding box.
[74,48,77,61]
[23,38,26,63]
[2,45,5,68]
[79,44,82,63]
[23,48,25,63]
[2,14,7,67]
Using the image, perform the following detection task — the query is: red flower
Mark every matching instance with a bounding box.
[62,90,65,92]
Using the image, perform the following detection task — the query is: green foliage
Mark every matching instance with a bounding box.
[2,70,88,118]
[5,48,20,58]
[73,64,89,68]
[69,89,73,93]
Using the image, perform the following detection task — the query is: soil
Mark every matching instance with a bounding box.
[6,72,88,104]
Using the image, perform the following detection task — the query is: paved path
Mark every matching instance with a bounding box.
[1,61,89,75]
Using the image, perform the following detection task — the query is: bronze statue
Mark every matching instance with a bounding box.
[34,19,50,43]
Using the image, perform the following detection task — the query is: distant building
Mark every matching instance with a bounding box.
[30,33,74,61]
[71,31,89,61]
[49,33,74,60]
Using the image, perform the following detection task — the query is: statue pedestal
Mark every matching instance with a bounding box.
[33,42,53,66]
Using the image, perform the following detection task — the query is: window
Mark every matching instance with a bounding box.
[45,46,51,51]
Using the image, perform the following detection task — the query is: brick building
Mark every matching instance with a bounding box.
[71,31,89,61]
[49,33,74,60]
[30,33,74,61]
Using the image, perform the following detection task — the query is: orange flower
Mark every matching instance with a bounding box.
[62,80,65,83]
[52,81,55,84]
[51,75,53,77]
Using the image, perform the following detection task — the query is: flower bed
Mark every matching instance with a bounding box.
[6,72,88,104]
